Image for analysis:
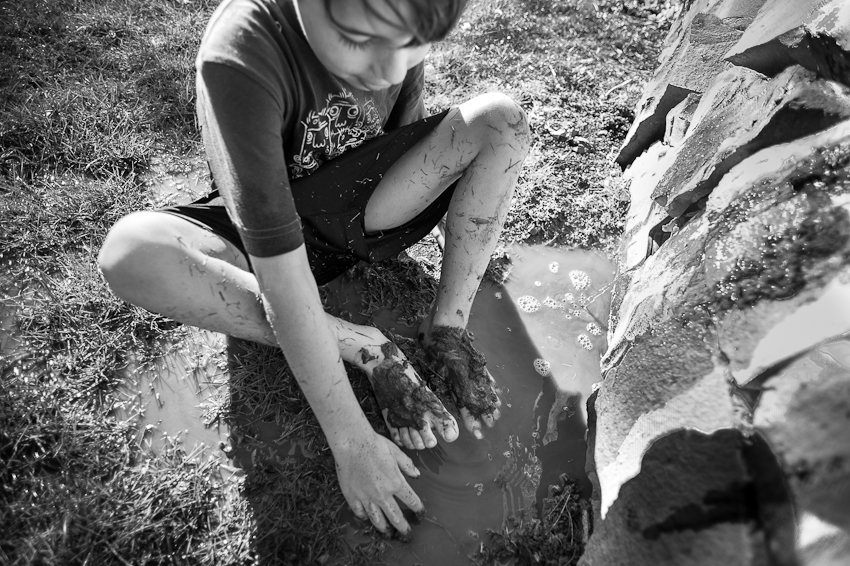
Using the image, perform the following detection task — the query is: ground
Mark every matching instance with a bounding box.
[0,0,672,563]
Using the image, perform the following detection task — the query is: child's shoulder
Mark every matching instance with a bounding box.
[197,0,307,96]
[200,0,301,61]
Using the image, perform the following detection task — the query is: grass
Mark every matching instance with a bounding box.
[0,0,672,563]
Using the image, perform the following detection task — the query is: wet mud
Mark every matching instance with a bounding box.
[368,341,453,429]
[422,326,499,419]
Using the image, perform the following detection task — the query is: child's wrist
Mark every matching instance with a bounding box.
[327,421,376,451]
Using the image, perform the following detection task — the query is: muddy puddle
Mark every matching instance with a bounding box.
[349,245,614,565]
[113,329,230,456]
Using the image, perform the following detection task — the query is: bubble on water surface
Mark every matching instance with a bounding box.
[533,358,551,376]
[570,309,585,319]
[578,334,593,351]
[474,482,484,496]
[534,281,542,287]
[549,262,559,273]
[570,270,591,290]
[564,312,572,320]
[517,295,540,313]
[494,291,502,299]
[563,292,575,304]
[587,322,602,335]
[542,296,560,309]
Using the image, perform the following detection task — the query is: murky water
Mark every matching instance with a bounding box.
[114,329,230,454]
[363,245,613,564]
[107,243,612,563]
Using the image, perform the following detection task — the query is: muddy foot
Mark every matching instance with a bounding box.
[419,325,502,439]
[360,342,459,450]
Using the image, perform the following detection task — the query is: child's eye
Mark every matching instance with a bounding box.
[338,33,370,51]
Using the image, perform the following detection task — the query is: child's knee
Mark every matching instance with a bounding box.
[98,212,161,298]
[468,92,530,153]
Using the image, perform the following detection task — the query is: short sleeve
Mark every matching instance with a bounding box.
[197,61,305,257]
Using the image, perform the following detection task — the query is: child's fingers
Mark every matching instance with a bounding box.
[378,498,411,538]
[367,502,390,534]
[392,445,421,480]
[350,500,368,521]
[393,477,424,515]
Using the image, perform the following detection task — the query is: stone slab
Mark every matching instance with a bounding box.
[616,14,742,169]
[664,92,701,146]
[724,0,850,83]
[754,340,850,530]
[709,0,769,30]
[702,120,850,383]
[652,65,850,218]
[580,430,762,566]
[618,141,680,272]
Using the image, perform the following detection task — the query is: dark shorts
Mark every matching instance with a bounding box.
[160,110,455,286]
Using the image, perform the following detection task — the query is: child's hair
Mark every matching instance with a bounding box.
[325,0,469,46]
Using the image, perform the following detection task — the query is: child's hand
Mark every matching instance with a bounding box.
[334,431,423,538]
[359,341,460,450]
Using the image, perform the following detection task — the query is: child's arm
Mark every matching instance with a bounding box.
[251,248,423,535]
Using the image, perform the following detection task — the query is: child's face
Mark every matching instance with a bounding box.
[297,0,431,91]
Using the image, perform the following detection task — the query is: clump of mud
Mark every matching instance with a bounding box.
[421,326,500,420]
[367,342,453,429]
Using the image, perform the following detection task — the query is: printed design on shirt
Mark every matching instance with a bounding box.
[289,89,383,178]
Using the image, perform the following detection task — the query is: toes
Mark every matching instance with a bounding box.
[481,412,495,428]
[409,429,426,450]
[419,423,438,448]
[399,427,415,450]
[461,407,483,440]
[437,413,460,443]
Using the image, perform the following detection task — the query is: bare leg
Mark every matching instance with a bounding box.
[365,92,531,437]
[97,211,457,448]
[365,94,530,438]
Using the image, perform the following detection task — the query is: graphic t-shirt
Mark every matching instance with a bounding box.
[195,0,426,257]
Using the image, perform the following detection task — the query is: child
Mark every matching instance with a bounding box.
[98,0,529,537]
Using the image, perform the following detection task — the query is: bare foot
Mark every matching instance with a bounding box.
[419,325,502,439]
[358,342,459,450]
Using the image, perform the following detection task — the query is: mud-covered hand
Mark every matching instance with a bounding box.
[334,430,424,539]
